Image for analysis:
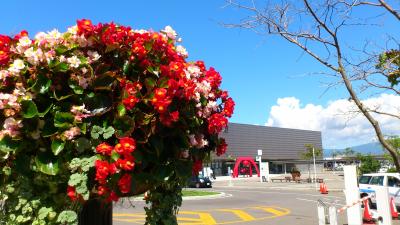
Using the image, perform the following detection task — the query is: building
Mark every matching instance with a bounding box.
[211,123,323,176]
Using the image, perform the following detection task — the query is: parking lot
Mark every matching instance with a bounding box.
[113,176,348,225]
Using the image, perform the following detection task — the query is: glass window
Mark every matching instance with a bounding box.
[370,176,384,186]
[387,176,400,187]
[359,176,372,184]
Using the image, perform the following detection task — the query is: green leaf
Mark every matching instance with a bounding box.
[37,103,53,117]
[92,74,115,89]
[35,153,60,175]
[90,125,103,139]
[51,139,65,156]
[117,104,126,117]
[113,116,134,137]
[78,56,88,65]
[42,119,58,137]
[54,112,74,129]
[57,62,69,73]
[21,100,39,118]
[0,136,20,153]
[68,173,86,186]
[57,210,77,225]
[31,74,52,94]
[111,151,120,161]
[38,207,53,220]
[55,46,69,54]
[69,156,96,172]
[102,126,115,139]
[123,61,131,75]
[150,135,164,158]
[75,137,91,152]
[68,79,84,95]
[144,77,156,89]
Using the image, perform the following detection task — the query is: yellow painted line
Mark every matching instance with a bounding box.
[113,205,290,224]
[113,213,145,224]
[179,211,217,225]
[217,209,255,221]
[113,213,145,217]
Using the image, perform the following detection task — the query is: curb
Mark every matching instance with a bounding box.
[128,191,231,202]
[215,185,343,192]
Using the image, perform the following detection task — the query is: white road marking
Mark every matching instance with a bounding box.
[221,189,345,199]
[296,198,344,206]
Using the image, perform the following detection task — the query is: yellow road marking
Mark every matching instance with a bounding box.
[113,213,144,224]
[113,205,290,224]
[217,209,255,221]
[179,211,217,225]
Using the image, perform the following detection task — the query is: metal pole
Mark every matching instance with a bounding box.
[259,157,262,183]
[313,147,318,189]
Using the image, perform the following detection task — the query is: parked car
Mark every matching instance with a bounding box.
[188,174,212,188]
[359,173,400,206]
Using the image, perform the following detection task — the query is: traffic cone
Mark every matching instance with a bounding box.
[321,183,328,194]
[390,197,399,219]
[363,199,374,224]
[319,183,323,193]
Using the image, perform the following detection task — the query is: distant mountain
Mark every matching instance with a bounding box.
[324,142,384,157]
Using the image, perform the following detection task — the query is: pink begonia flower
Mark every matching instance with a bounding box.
[67,56,81,68]
[8,59,25,75]
[63,127,81,140]
[188,134,208,149]
[161,26,177,40]
[176,45,188,58]
[0,70,11,81]
[1,117,23,137]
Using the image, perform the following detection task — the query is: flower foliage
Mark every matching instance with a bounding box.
[0,20,234,224]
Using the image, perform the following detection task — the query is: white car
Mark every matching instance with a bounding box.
[359,173,400,206]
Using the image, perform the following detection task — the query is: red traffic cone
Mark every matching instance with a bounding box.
[363,199,374,224]
[319,183,323,193]
[321,183,328,194]
[390,197,398,219]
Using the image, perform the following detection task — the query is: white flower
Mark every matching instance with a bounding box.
[67,56,81,68]
[162,26,177,39]
[133,29,148,34]
[187,65,201,78]
[24,47,44,65]
[176,45,188,58]
[0,70,10,81]
[35,32,48,46]
[87,50,101,62]
[46,29,63,46]
[63,127,81,140]
[59,55,66,62]
[77,76,89,89]
[8,59,25,74]
[2,117,23,137]
[18,36,32,47]
[44,50,56,62]
[67,25,78,35]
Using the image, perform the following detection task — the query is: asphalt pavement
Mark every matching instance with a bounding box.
[112,174,400,225]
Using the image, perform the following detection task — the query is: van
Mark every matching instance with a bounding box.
[359,173,400,206]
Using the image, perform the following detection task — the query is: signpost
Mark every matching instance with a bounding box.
[257,149,269,182]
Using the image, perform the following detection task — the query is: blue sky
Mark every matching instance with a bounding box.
[1,1,398,149]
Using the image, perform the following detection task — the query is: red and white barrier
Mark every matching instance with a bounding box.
[337,194,374,213]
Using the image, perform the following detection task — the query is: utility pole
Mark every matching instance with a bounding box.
[313,147,318,189]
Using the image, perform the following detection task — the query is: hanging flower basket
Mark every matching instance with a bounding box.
[0,19,234,225]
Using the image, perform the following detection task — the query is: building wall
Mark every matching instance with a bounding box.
[217,123,323,160]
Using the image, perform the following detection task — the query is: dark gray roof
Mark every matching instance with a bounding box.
[217,123,323,160]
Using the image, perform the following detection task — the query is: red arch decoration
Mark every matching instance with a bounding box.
[232,157,260,178]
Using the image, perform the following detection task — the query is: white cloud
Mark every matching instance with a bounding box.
[265,94,400,149]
